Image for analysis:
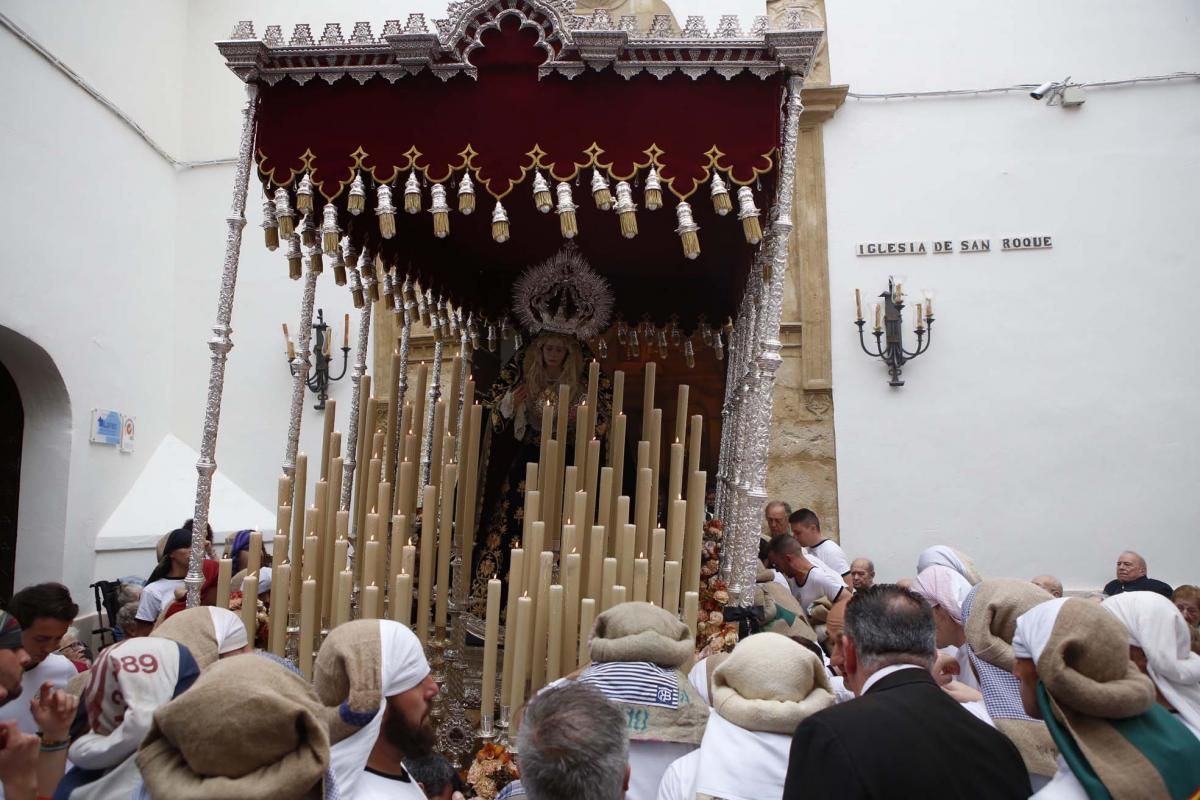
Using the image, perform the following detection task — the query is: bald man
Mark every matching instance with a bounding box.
[849,559,875,591]
[1030,575,1062,598]
[1102,551,1172,599]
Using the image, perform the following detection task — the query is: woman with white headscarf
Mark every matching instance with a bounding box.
[913,565,979,692]
[917,545,982,586]
[53,638,200,800]
[1012,598,1200,799]
[1103,592,1200,739]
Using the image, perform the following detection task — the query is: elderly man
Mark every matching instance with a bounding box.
[849,559,876,591]
[1104,551,1172,599]
[789,509,850,576]
[764,501,791,537]
[518,682,629,800]
[784,586,1030,799]
[1030,575,1063,598]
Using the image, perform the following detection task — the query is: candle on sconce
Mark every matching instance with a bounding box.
[344,312,350,348]
[873,302,882,332]
[855,288,863,321]
[924,292,934,317]
[915,303,925,330]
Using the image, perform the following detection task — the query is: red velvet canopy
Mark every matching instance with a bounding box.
[246,12,792,328]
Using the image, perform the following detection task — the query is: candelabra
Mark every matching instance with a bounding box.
[854,278,935,387]
[287,308,351,409]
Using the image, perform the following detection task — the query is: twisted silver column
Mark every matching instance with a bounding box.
[282,264,319,481]
[187,85,258,608]
[341,304,372,512]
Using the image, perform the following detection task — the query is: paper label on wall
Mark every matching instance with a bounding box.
[120,415,136,453]
[90,409,122,445]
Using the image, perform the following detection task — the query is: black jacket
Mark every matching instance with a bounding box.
[783,667,1031,800]
[1103,576,1173,599]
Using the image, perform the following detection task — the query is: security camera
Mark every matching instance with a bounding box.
[1030,81,1058,100]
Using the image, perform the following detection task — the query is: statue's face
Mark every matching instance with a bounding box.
[542,338,567,369]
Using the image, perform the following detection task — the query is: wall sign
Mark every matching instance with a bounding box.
[856,236,1053,257]
[90,408,122,446]
[120,415,136,453]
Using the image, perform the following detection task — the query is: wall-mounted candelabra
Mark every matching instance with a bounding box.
[282,308,351,409]
[854,277,935,387]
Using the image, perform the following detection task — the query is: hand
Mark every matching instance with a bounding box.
[30,682,78,742]
[0,720,39,796]
[930,651,960,687]
[942,680,983,704]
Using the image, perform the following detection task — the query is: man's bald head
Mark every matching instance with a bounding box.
[1031,575,1063,598]
[1115,551,1147,584]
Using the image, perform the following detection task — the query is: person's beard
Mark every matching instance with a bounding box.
[381,707,435,758]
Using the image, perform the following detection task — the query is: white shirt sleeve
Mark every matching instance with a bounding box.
[135,584,162,622]
[815,541,851,575]
[656,751,698,800]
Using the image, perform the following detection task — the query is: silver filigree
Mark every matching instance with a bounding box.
[263,25,283,46]
[290,24,315,46]
[320,23,345,45]
[350,22,375,44]
[230,20,256,40]
[684,16,708,38]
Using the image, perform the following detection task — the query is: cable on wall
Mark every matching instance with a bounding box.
[846,72,1199,101]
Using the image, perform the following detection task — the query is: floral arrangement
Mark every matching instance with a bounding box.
[695,519,739,656]
[465,741,520,799]
[227,591,269,648]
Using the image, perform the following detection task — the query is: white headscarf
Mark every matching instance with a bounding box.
[207,606,249,655]
[1103,592,1200,733]
[917,546,982,586]
[329,620,430,796]
[1011,597,1070,662]
[913,565,974,625]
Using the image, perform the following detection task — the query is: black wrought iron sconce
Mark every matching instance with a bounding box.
[854,277,935,387]
[286,308,351,409]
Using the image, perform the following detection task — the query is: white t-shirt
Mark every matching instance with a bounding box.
[0,653,76,735]
[807,539,850,575]
[627,741,695,800]
[136,578,186,623]
[356,766,427,800]
[788,556,847,610]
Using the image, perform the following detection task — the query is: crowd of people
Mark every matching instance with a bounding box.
[0,503,1197,799]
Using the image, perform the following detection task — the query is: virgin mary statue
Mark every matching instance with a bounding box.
[469,246,613,615]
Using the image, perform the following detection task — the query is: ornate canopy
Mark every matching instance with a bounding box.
[217,0,823,329]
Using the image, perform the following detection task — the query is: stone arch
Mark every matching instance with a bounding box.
[0,326,72,590]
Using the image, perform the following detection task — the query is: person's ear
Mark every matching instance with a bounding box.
[842,635,858,675]
[623,764,631,793]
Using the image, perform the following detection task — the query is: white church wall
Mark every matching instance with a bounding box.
[0,7,183,595]
[822,0,1200,589]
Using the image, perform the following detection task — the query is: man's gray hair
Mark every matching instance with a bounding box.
[517,682,628,800]
[843,585,936,672]
[764,500,792,517]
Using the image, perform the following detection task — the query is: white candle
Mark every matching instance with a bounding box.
[268,562,290,655]
[649,528,665,607]
[418,485,437,643]
[588,525,606,601]
[674,384,690,444]
[509,594,533,732]
[530,551,554,692]
[241,572,259,647]
[601,557,617,611]
[682,590,699,643]
[562,551,581,672]
[684,471,707,599]
[585,439,601,527]
[608,414,626,539]
[299,579,317,679]
[667,498,686,563]
[587,359,599,413]
[392,572,412,627]
[435,462,458,632]
[334,569,353,627]
[633,557,649,603]
[247,530,264,576]
[611,585,627,606]
[362,584,381,620]
[663,560,681,615]
[597,467,613,538]
[634,466,652,558]
[481,578,501,723]
[216,558,233,609]
[642,361,656,440]
[500,549,525,708]
[577,597,597,669]
[546,584,564,683]
[619,523,636,590]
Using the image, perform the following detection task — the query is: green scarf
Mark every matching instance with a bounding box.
[1038,682,1200,800]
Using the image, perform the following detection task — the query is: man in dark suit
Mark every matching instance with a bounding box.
[1102,550,1173,598]
[782,585,1031,800]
